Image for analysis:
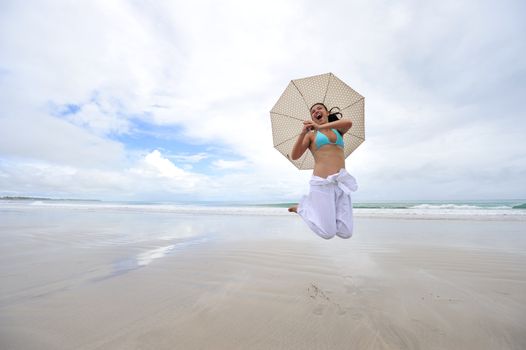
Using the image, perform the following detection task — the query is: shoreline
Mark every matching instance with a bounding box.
[1,200,525,222]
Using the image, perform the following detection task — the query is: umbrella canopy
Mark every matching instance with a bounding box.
[270,72,365,170]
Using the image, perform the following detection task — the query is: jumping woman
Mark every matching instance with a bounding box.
[288,103,358,239]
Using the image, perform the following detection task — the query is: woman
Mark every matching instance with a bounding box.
[288,103,358,239]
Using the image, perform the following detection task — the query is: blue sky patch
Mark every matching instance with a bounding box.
[49,102,82,117]
[112,118,244,174]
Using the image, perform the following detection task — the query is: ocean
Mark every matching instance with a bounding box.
[1,198,525,221]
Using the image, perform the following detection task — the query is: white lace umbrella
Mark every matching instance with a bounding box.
[270,72,365,170]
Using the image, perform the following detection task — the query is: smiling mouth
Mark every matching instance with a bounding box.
[315,113,322,120]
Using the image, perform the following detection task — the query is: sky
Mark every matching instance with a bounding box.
[0,0,525,202]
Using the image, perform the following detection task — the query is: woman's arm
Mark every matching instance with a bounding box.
[318,118,352,135]
[290,125,312,160]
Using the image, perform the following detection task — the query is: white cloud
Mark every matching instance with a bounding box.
[0,150,309,201]
[129,150,208,193]
[0,110,126,169]
[0,159,132,198]
[56,102,129,136]
[212,159,249,170]
[135,150,186,179]
[0,0,524,201]
[170,153,208,163]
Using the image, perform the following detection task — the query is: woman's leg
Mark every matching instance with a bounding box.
[297,186,337,239]
[335,189,354,239]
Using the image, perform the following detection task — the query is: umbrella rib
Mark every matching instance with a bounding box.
[340,96,365,111]
[344,130,365,139]
[322,73,332,105]
[291,81,310,111]
[274,133,302,147]
[347,134,365,141]
[343,132,366,143]
[271,112,305,122]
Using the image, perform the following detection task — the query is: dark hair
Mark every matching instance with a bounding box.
[310,103,342,123]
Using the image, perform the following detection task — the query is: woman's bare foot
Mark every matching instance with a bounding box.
[288,205,298,213]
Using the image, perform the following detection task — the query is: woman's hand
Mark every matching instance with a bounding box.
[303,120,319,132]
[300,122,311,134]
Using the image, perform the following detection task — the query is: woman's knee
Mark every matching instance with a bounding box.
[336,220,353,239]
[336,231,352,239]
[315,228,337,240]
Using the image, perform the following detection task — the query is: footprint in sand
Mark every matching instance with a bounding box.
[335,303,346,315]
[308,283,329,315]
[308,283,347,316]
[422,292,463,304]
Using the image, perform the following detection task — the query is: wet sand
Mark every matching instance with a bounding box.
[0,208,525,349]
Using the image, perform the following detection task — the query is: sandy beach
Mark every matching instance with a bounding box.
[1,205,525,349]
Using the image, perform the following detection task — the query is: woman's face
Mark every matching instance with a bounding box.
[310,104,329,124]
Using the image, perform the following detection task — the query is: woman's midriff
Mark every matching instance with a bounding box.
[312,146,345,178]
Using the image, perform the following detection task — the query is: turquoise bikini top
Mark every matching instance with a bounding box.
[315,129,344,149]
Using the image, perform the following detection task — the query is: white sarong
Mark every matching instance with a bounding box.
[297,169,358,240]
